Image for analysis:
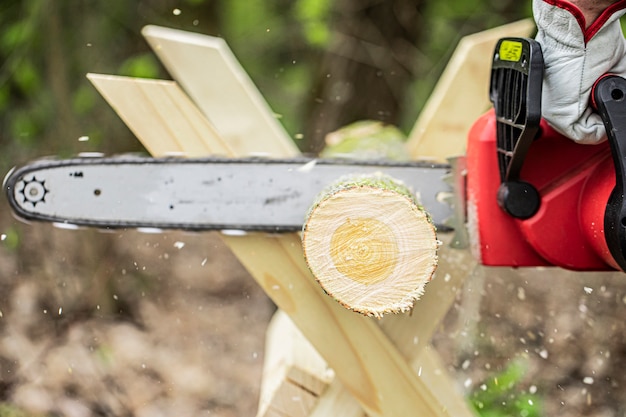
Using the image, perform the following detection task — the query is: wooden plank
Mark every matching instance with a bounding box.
[86,75,233,158]
[141,25,299,158]
[257,311,333,417]
[406,19,535,162]
[87,74,460,416]
[412,346,473,417]
[308,379,364,417]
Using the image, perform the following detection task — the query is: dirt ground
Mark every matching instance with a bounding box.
[0,223,275,416]
[2,216,626,416]
[436,266,626,417]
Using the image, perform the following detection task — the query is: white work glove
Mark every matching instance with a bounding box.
[533,0,626,143]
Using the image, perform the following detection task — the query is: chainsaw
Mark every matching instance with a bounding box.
[4,38,626,272]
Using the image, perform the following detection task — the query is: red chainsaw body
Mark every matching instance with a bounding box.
[466,110,619,270]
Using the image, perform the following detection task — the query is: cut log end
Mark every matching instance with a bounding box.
[302,174,439,318]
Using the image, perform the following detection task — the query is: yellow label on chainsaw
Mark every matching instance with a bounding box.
[499,40,523,62]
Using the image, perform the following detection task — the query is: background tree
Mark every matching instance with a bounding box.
[0,0,530,161]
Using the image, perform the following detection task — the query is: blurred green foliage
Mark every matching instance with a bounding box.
[0,403,44,417]
[0,0,530,167]
[118,53,161,79]
[470,359,543,417]
[0,226,20,252]
[295,0,332,47]
[3,1,626,160]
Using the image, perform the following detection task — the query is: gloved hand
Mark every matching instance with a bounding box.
[533,0,626,143]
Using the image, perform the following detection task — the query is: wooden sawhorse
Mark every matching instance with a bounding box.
[87,19,533,416]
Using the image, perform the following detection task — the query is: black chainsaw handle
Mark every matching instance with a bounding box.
[594,75,626,271]
[490,37,543,219]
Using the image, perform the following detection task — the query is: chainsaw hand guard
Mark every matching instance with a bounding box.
[594,75,626,271]
[490,38,543,219]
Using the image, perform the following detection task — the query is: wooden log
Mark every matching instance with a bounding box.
[302,173,439,317]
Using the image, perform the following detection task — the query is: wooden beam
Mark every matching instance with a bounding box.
[411,346,474,417]
[87,75,233,158]
[406,19,535,162]
[257,311,334,417]
[141,25,299,158]
[308,379,365,417]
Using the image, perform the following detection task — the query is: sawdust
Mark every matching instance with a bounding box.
[2,216,626,416]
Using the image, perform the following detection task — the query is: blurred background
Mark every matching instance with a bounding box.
[4,1,626,416]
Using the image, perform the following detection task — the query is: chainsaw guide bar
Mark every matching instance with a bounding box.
[4,155,452,233]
